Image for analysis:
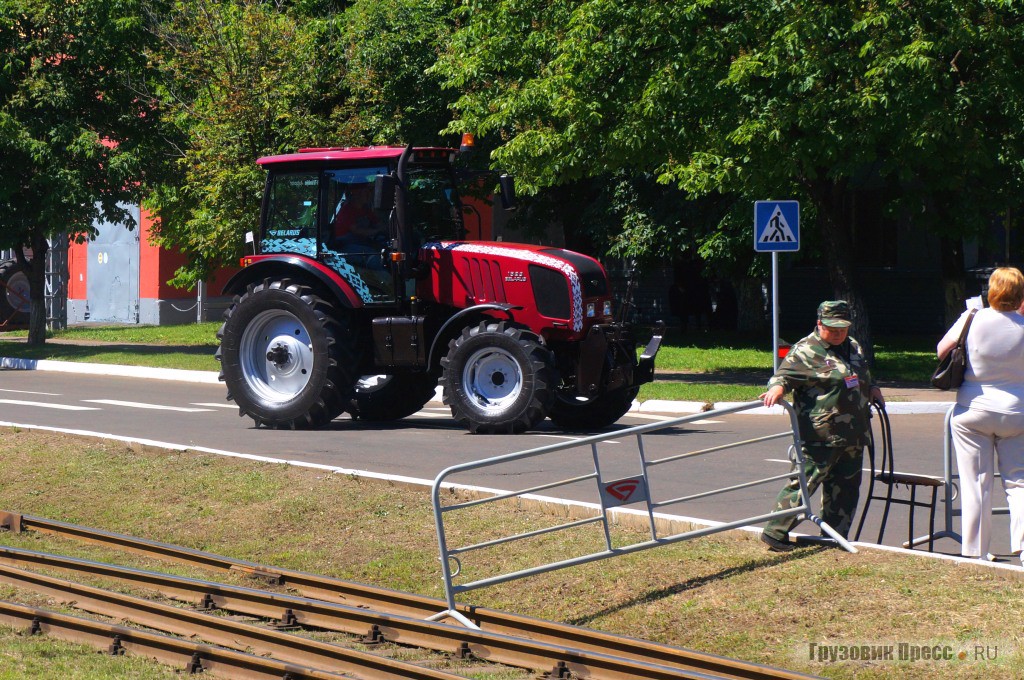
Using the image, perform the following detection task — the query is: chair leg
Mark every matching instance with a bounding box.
[878,485,896,545]
[855,496,872,542]
[927,487,938,552]
[908,486,917,551]
[878,501,891,544]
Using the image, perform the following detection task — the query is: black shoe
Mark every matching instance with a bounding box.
[761,532,796,552]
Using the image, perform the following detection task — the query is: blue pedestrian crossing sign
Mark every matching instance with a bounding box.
[754,200,800,252]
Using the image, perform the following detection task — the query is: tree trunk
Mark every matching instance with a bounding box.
[939,236,967,328]
[17,236,49,346]
[812,179,875,366]
[735,277,768,334]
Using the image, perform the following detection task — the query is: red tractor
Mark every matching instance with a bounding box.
[217,143,661,433]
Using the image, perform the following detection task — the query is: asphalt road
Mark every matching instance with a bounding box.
[0,369,1011,559]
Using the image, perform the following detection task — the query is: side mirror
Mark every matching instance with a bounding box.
[498,174,517,211]
[373,174,397,212]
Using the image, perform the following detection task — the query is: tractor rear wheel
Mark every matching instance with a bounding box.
[347,373,438,421]
[217,279,358,429]
[441,321,556,434]
[0,260,30,326]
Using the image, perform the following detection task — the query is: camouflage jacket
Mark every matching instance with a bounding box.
[768,329,874,448]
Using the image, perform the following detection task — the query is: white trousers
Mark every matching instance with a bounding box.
[950,406,1024,558]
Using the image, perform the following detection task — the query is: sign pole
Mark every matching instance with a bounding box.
[772,252,780,374]
[753,200,799,376]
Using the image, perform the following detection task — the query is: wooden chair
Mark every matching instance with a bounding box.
[854,402,944,551]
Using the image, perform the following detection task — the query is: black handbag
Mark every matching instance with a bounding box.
[931,308,977,390]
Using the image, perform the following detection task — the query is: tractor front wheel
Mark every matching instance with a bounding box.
[217,279,358,429]
[441,321,556,434]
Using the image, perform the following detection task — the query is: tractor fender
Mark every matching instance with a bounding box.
[427,302,522,370]
[221,255,363,309]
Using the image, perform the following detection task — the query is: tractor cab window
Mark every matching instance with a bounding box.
[407,168,463,243]
[323,167,391,253]
[263,172,320,256]
[321,167,395,303]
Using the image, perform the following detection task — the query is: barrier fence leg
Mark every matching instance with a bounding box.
[809,515,858,553]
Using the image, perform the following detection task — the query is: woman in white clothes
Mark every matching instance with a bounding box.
[938,267,1024,562]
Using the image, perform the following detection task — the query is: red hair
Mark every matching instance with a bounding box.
[987,267,1024,312]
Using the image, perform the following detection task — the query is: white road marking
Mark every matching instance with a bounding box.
[83,400,214,413]
[532,434,621,444]
[0,399,99,411]
[622,413,675,421]
[0,388,61,396]
[622,413,724,424]
[190,402,238,409]
[767,457,912,476]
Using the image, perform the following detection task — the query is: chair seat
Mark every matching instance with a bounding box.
[877,472,944,488]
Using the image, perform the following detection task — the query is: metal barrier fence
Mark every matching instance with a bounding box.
[429,400,856,629]
[920,404,1009,549]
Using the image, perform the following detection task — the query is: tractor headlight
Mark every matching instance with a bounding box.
[603,300,613,317]
[586,302,596,318]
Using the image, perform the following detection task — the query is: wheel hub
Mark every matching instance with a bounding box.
[266,342,291,367]
[464,349,522,409]
[239,310,314,401]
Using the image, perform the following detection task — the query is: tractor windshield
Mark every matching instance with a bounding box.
[263,171,319,254]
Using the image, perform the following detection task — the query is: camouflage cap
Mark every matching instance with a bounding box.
[817,300,851,328]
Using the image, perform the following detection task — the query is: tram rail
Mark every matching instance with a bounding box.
[1,511,819,680]
[0,600,355,680]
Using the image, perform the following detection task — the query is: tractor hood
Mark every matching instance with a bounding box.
[419,241,613,337]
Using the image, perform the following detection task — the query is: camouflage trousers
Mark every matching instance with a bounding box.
[762,444,864,541]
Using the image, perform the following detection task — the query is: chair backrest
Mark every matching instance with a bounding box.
[865,401,894,478]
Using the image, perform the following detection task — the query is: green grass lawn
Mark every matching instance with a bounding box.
[0,324,939,401]
[0,322,221,372]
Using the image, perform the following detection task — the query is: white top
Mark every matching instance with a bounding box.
[939,307,1024,414]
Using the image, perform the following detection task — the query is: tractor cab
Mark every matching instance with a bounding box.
[256,146,465,305]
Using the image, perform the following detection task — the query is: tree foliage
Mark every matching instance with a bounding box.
[435,0,1024,349]
[144,0,460,287]
[144,0,355,288]
[341,0,456,145]
[0,0,161,343]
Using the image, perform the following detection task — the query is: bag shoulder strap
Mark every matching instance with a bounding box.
[957,308,978,348]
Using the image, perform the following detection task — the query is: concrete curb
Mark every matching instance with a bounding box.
[0,356,222,384]
[1,356,953,415]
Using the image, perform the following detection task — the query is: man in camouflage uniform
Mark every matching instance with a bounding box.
[759,300,885,551]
